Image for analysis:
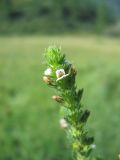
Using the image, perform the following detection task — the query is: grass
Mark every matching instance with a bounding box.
[0,35,120,160]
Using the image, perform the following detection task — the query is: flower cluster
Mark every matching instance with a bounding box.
[43,46,98,160]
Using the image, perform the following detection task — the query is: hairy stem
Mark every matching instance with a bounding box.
[43,46,96,160]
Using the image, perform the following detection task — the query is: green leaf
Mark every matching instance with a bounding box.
[44,46,66,67]
[82,136,94,145]
[79,110,90,123]
[77,89,84,103]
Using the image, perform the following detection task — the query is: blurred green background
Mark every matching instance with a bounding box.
[0,0,120,160]
[0,0,120,34]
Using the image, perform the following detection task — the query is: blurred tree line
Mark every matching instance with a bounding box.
[0,0,117,34]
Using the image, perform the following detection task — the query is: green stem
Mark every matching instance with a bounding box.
[43,46,95,160]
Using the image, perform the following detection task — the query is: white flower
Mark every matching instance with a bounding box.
[56,69,65,78]
[44,68,52,76]
[56,69,69,81]
[60,118,68,128]
[91,144,96,149]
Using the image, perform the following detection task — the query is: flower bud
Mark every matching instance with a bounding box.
[52,95,63,103]
[71,66,77,75]
[44,68,52,76]
[43,76,51,84]
[91,144,96,149]
[60,118,68,128]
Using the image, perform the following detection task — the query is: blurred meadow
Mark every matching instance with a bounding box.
[0,0,120,160]
[0,36,120,160]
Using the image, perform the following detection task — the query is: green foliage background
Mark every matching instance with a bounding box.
[0,36,120,160]
[0,0,117,34]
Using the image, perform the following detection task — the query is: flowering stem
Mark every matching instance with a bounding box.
[43,46,97,160]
